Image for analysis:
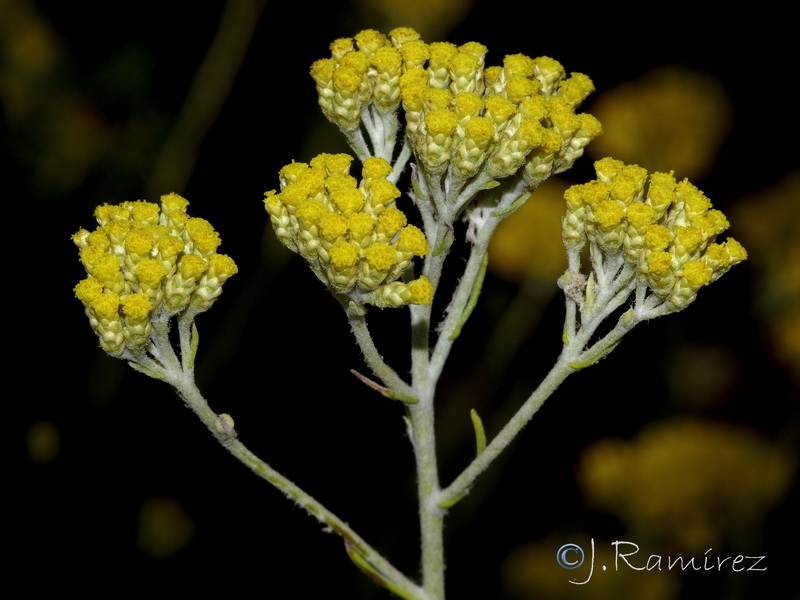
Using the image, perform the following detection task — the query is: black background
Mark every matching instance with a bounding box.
[14,0,798,597]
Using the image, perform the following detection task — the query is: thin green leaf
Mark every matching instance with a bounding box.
[433,227,454,256]
[470,409,486,456]
[582,273,596,319]
[449,252,488,341]
[569,338,621,370]
[438,492,466,509]
[345,542,421,600]
[187,321,199,370]
[491,190,532,218]
[128,361,166,380]
[350,370,419,404]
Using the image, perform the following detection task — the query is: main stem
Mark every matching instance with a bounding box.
[402,177,526,599]
[407,222,452,600]
[409,396,445,599]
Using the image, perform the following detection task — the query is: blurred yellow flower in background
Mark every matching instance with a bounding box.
[587,67,732,180]
[137,497,195,559]
[0,0,62,124]
[27,420,60,465]
[577,418,795,555]
[488,177,569,283]
[729,172,800,381]
[2,0,117,194]
[354,0,473,40]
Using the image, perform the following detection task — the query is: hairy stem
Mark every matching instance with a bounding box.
[136,319,426,600]
[170,372,424,599]
[348,310,415,397]
[437,352,575,506]
[409,306,446,600]
[439,246,641,506]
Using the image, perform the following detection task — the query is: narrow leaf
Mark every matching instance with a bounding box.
[491,190,532,218]
[438,492,466,509]
[344,543,420,600]
[582,273,596,319]
[187,322,199,370]
[470,409,487,456]
[351,370,419,404]
[128,361,166,380]
[449,252,488,341]
[433,226,454,256]
[569,338,621,370]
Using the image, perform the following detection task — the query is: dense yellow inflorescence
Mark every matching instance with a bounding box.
[563,158,746,311]
[264,154,432,308]
[311,27,600,185]
[73,194,238,354]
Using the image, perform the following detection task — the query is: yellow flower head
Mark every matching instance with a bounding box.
[564,159,746,310]
[74,194,237,355]
[312,28,600,186]
[264,154,430,307]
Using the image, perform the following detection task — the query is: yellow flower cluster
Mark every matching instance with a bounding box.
[264,153,433,308]
[563,158,746,311]
[73,194,238,354]
[311,27,600,184]
[578,418,796,554]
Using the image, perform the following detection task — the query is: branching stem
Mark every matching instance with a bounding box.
[130,317,428,600]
